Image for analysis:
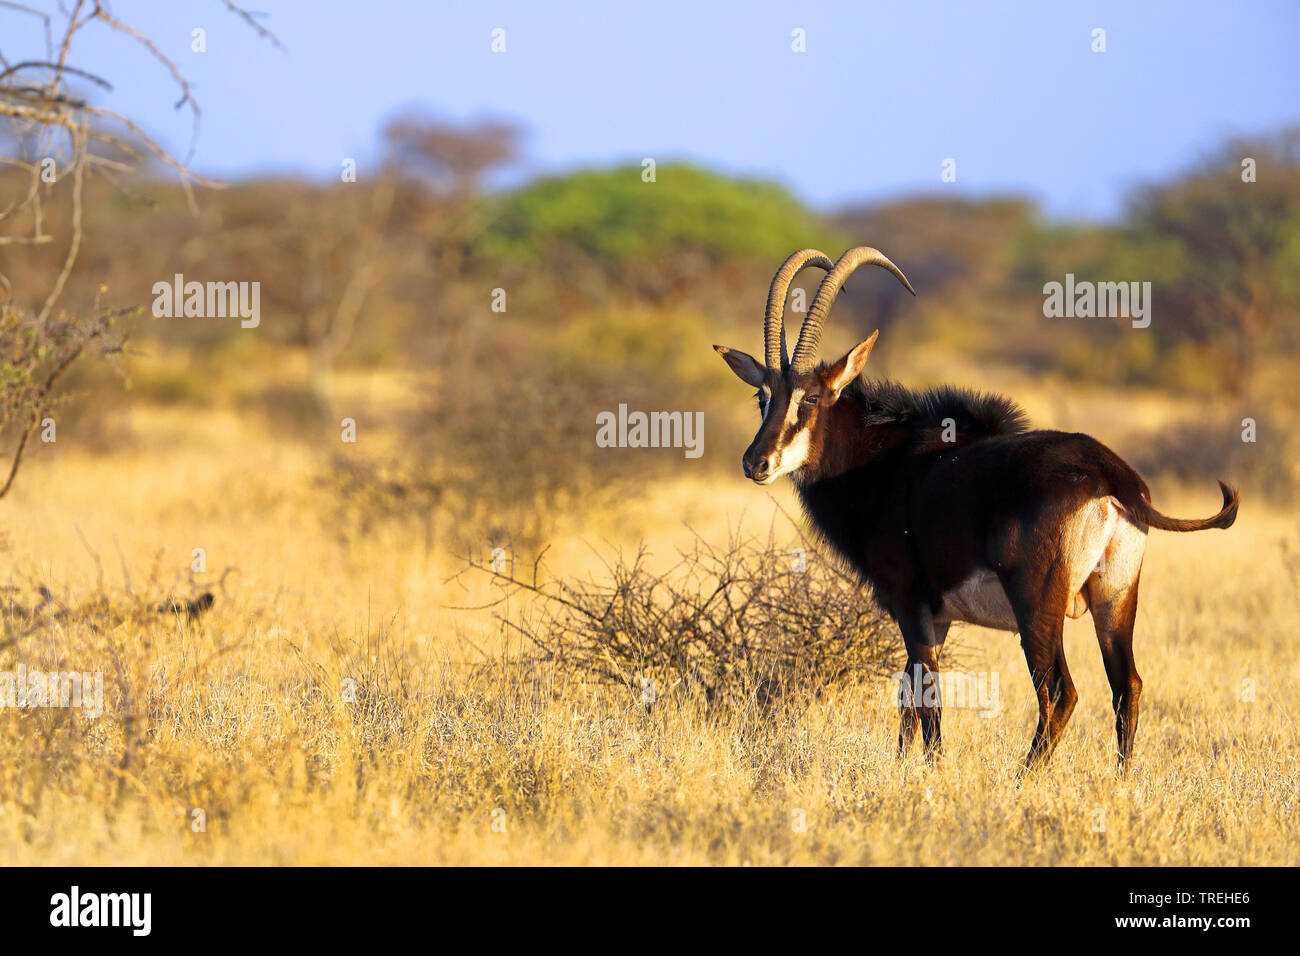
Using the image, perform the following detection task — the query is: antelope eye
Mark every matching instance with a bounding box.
[802,394,819,407]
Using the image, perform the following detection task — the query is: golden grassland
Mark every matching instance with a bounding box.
[1,362,1297,866]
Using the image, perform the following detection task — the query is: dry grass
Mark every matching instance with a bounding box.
[1,374,1297,866]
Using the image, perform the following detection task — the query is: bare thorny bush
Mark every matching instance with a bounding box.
[0,1,277,502]
[0,301,126,499]
[0,1,270,306]
[457,518,902,714]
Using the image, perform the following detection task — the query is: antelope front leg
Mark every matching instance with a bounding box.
[897,666,921,755]
[896,610,948,759]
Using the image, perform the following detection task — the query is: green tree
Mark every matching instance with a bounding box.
[469,163,845,305]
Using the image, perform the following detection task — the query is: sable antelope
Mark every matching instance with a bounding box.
[714,247,1239,767]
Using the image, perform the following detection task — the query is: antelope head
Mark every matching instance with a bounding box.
[714,246,915,484]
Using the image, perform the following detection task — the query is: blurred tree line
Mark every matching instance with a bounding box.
[5,119,1293,399]
[3,116,1296,533]
[1005,129,1300,395]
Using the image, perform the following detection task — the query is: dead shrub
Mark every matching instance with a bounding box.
[458,520,901,713]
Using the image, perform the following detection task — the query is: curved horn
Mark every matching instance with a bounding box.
[790,246,916,372]
[764,249,835,371]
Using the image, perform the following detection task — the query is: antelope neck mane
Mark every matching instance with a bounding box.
[840,378,1030,446]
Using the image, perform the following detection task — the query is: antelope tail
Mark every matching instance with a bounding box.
[1120,480,1240,532]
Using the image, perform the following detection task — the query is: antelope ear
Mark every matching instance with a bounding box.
[822,330,879,398]
[713,345,766,387]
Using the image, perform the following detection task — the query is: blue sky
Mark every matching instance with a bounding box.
[5,0,1297,219]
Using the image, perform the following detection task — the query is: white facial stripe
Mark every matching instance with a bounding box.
[773,427,812,476]
[763,388,811,478]
[784,389,804,427]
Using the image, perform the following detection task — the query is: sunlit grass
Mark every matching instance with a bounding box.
[1,380,1295,865]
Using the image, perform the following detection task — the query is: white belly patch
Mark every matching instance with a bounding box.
[937,570,1019,631]
[933,497,1146,633]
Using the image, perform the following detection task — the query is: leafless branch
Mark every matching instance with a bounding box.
[0,0,279,311]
